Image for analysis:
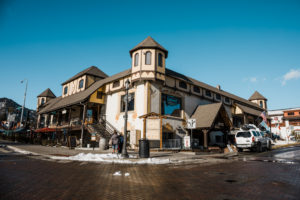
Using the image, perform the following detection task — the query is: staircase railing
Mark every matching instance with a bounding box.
[99,115,121,135]
[86,116,120,140]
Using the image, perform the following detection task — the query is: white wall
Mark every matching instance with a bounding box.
[105,83,146,142]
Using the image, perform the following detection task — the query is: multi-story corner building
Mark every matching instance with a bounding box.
[36,37,267,149]
[269,107,300,140]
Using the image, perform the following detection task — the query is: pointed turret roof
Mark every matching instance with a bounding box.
[129,36,168,58]
[37,88,56,98]
[61,66,108,85]
[249,91,267,101]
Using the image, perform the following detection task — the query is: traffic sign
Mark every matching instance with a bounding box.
[187,119,196,129]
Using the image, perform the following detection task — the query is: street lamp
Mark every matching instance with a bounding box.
[20,79,28,127]
[121,79,130,158]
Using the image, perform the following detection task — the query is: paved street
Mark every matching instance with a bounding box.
[1,145,300,200]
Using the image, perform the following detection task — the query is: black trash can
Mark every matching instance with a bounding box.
[139,139,150,158]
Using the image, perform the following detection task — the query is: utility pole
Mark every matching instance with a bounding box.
[20,79,28,127]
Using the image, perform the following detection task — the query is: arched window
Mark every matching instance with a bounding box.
[41,98,45,105]
[145,51,151,65]
[64,86,68,95]
[134,53,139,66]
[158,53,163,67]
[78,79,84,89]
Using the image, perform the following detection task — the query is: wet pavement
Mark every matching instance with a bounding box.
[0,145,300,200]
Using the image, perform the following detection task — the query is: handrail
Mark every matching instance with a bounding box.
[99,116,121,134]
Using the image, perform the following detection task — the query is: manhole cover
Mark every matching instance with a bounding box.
[225,179,237,183]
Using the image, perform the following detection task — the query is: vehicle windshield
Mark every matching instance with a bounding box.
[256,131,261,136]
[251,131,257,136]
[236,132,251,138]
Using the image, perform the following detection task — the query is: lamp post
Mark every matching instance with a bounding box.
[20,79,28,127]
[121,79,130,158]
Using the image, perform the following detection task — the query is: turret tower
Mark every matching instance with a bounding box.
[37,88,56,111]
[129,36,168,82]
[249,91,267,110]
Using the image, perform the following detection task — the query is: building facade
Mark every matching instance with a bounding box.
[36,37,267,149]
[269,107,300,140]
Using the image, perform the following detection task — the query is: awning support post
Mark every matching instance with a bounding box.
[80,103,87,148]
[203,129,208,149]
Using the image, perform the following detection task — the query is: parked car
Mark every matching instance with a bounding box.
[258,131,272,150]
[235,130,271,152]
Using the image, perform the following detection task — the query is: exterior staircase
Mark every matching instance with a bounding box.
[87,117,120,140]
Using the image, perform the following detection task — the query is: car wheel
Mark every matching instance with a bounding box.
[237,148,243,152]
[256,143,262,153]
[268,141,272,151]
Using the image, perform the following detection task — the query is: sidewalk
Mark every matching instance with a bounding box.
[0,139,236,165]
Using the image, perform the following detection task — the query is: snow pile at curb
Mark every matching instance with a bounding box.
[274,140,297,146]
[50,153,170,164]
[7,146,38,156]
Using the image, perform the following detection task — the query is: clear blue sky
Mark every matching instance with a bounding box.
[0,0,300,110]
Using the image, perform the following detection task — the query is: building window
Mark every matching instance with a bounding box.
[179,81,187,89]
[205,90,212,97]
[64,86,68,95]
[113,80,120,88]
[216,94,221,100]
[158,53,163,67]
[97,91,103,99]
[161,94,182,117]
[225,97,230,103]
[288,112,294,116]
[134,53,139,66]
[79,79,84,89]
[41,98,45,105]
[145,51,151,65]
[121,93,135,112]
[193,86,200,93]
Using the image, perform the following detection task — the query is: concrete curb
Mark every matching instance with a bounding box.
[3,144,235,165]
[5,145,173,165]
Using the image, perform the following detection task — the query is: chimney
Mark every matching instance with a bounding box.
[216,85,221,90]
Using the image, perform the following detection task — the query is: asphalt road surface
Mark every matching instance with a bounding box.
[0,145,300,200]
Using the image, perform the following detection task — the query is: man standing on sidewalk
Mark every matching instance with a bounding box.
[111,131,119,154]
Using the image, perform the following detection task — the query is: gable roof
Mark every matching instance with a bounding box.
[39,69,131,114]
[191,103,231,129]
[129,36,168,58]
[249,91,267,101]
[235,103,262,117]
[61,66,108,85]
[165,68,264,111]
[37,88,56,98]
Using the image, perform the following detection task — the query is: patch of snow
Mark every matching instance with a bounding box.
[7,146,38,156]
[50,153,170,164]
[274,140,296,146]
[124,173,130,176]
[113,171,122,176]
